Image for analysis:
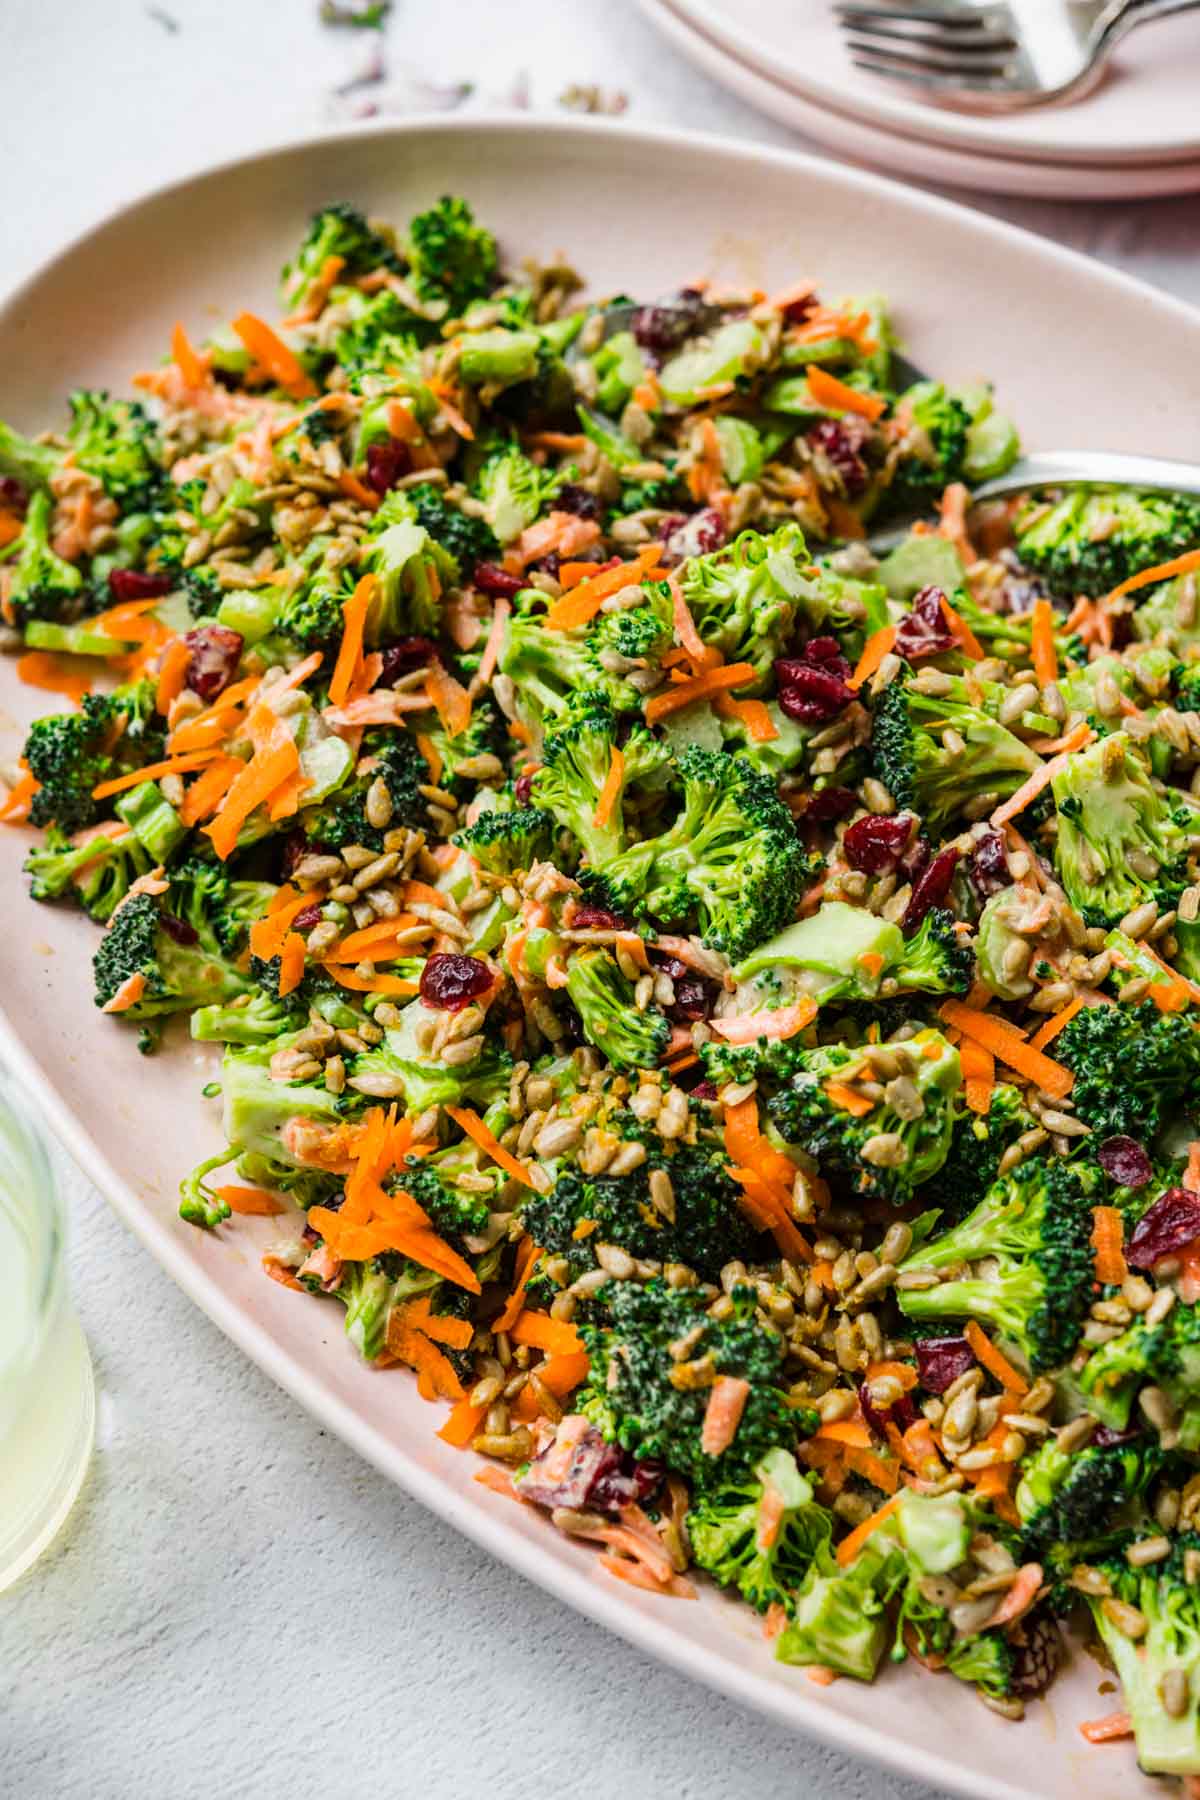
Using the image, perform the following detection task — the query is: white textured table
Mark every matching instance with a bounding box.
[3,7,1198,1798]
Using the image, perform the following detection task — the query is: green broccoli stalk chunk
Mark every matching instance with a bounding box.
[1051,732,1191,927]
[688,1450,834,1615]
[564,949,669,1072]
[871,669,1041,835]
[1085,1534,1200,1775]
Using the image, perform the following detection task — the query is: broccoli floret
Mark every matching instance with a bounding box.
[931,1082,1036,1221]
[218,1034,346,1173]
[774,1526,895,1682]
[181,565,223,620]
[943,1632,1017,1702]
[564,949,670,1071]
[578,1278,803,1490]
[301,731,426,852]
[405,195,497,317]
[279,203,399,312]
[1015,1436,1162,1563]
[1134,573,1200,656]
[6,489,86,627]
[349,996,512,1116]
[454,804,555,876]
[886,381,970,507]
[277,564,350,652]
[415,698,504,798]
[871,669,1041,835]
[589,592,675,669]
[0,420,60,493]
[362,503,457,643]
[331,294,427,382]
[768,1027,960,1205]
[397,1152,493,1247]
[688,1449,834,1615]
[532,694,671,870]
[92,888,252,1024]
[496,609,649,738]
[1056,999,1200,1141]
[402,481,499,579]
[23,697,117,835]
[1079,1304,1200,1446]
[894,1157,1094,1373]
[677,524,810,691]
[522,1143,758,1290]
[1051,732,1191,927]
[23,823,152,923]
[1085,1534,1200,1775]
[592,746,814,963]
[729,901,970,1019]
[1015,488,1200,600]
[474,442,561,545]
[67,390,162,511]
[191,989,303,1045]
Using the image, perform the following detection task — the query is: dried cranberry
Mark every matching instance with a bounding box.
[807,416,870,499]
[669,974,715,1023]
[419,951,493,1012]
[1097,1136,1153,1191]
[1092,1423,1143,1448]
[901,834,932,884]
[378,637,436,685]
[184,624,243,701]
[969,829,1011,898]
[0,475,26,509]
[293,904,324,931]
[280,832,308,878]
[159,912,198,946]
[535,551,562,580]
[914,1336,976,1394]
[555,483,602,521]
[514,769,535,806]
[571,904,630,931]
[894,585,957,662]
[515,1423,663,1514]
[590,1452,665,1512]
[858,1382,916,1440]
[843,812,914,874]
[801,636,853,681]
[774,659,855,725]
[692,1080,718,1101]
[109,567,174,602]
[473,562,523,599]
[658,507,726,565]
[903,846,958,931]
[806,786,856,823]
[1126,1188,1200,1269]
[630,290,709,358]
[365,438,409,496]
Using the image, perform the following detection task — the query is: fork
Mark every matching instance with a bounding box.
[833,0,1200,112]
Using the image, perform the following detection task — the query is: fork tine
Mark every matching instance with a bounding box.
[840,17,1018,52]
[844,32,1014,75]
[849,53,1015,91]
[834,3,1003,27]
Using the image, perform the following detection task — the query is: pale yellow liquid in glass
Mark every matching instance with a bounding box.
[0,1097,95,1591]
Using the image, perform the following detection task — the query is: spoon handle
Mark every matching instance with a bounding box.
[972,450,1200,503]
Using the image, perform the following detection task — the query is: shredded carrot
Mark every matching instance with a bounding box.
[171,321,209,389]
[337,469,380,511]
[542,544,663,631]
[414,731,443,785]
[92,750,219,799]
[700,1375,750,1456]
[202,739,299,860]
[230,311,316,399]
[963,1319,1028,1396]
[849,624,896,690]
[939,999,1073,1100]
[835,1493,901,1567]
[274,650,325,693]
[1030,598,1057,687]
[493,1236,538,1334]
[0,768,39,823]
[667,570,711,669]
[591,743,625,832]
[803,1664,839,1686]
[989,723,1095,829]
[438,1397,488,1448]
[844,1444,900,1495]
[101,971,146,1013]
[1187,1141,1200,1194]
[282,252,346,326]
[805,364,886,422]
[155,639,192,713]
[823,1080,874,1117]
[218,1185,287,1216]
[324,966,419,997]
[276,932,307,998]
[444,1104,534,1189]
[959,1036,995,1115]
[1029,995,1087,1052]
[262,1254,305,1292]
[1108,546,1200,604]
[712,691,778,742]
[1078,1711,1133,1745]
[16,651,92,701]
[510,1311,583,1357]
[1091,1206,1127,1287]
[644,660,756,724]
[938,594,985,661]
[328,574,376,707]
[534,1348,591,1397]
[709,999,816,1045]
[250,884,316,957]
[815,1418,873,1448]
[687,417,725,503]
[0,511,23,549]
[426,660,473,737]
[474,597,510,692]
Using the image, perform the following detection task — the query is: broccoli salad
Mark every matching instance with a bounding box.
[5,193,1200,1774]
